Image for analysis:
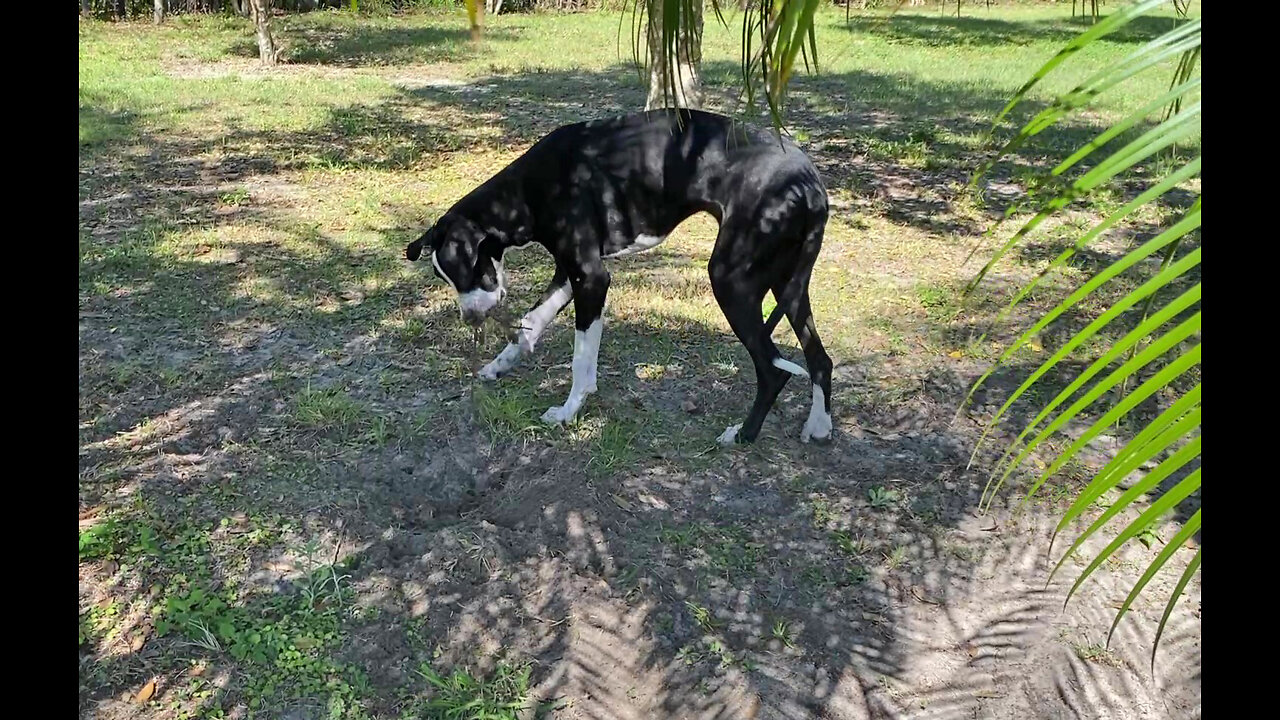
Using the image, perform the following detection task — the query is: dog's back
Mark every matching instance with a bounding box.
[507,109,825,255]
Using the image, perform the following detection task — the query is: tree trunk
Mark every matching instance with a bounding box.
[115,0,126,19]
[250,0,278,65]
[82,0,92,17]
[644,0,703,110]
[155,0,166,24]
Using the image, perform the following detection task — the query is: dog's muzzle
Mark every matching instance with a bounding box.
[458,287,506,326]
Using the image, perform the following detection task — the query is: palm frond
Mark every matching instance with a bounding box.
[968,1,1201,660]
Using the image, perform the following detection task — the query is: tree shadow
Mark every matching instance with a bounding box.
[838,9,1188,48]
[224,15,518,66]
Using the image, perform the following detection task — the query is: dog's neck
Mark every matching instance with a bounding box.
[450,175,537,256]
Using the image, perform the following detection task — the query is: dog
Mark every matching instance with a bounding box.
[406,108,833,445]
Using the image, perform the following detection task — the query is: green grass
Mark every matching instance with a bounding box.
[414,662,535,720]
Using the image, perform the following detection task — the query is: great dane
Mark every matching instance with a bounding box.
[406,109,833,445]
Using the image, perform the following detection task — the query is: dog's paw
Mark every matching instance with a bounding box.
[541,405,574,426]
[801,413,833,444]
[716,424,742,446]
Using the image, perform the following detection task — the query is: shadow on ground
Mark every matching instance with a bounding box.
[836,10,1188,48]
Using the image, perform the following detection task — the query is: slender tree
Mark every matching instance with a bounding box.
[643,0,704,110]
[249,0,278,65]
[154,0,166,24]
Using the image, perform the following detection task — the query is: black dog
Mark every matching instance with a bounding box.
[406,109,832,445]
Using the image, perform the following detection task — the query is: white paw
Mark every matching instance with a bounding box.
[717,424,742,446]
[541,405,574,426]
[801,413,833,444]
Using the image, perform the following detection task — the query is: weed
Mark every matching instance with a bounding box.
[770,619,797,649]
[868,486,901,510]
[416,662,533,720]
[686,601,721,633]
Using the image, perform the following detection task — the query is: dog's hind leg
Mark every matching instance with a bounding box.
[775,222,834,443]
[479,267,572,380]
[710,244,793,446]
[541,261,610,426]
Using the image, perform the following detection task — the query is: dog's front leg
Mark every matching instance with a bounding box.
[478,269,572,380]
[541,266,610,426]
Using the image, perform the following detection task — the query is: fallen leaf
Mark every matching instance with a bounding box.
[948,350,963,359]
[681,400,700,414]
[610,494,634,512]
[135,679,156,704]
[130,634,146,652]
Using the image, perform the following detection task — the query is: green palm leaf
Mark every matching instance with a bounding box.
[968,1,1201,660]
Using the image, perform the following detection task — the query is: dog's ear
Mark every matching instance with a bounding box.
[405,235,425,262]
[404,224,438,262]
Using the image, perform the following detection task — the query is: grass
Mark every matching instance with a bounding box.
[80,4,1199,718]
[415,662,534,720]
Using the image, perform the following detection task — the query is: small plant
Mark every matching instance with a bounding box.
[218,187,251,206]
[659,524,697,549]
[868,486,901,510]
[800,564,831,588]
[1135,526,1162,550]
[841,564,870,587]
[770,619,796,649]
[1072,641,1122,667]
[416,662,532,720]
[685,601,720,633]
[830,530,867,557]
[292,384,365,433]
[883,546,909,571]
[78,515,162,562]
[810,498,835,528]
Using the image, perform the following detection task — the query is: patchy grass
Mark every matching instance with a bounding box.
[80,5,1199,719]
[413,662,535,720]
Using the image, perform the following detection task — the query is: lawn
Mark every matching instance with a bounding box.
[79,4,1200,719]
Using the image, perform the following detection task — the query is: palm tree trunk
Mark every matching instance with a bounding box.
[644,0,703,110]
[249,0,278,65]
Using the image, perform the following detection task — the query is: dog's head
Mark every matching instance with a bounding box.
[406,214,507,326]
